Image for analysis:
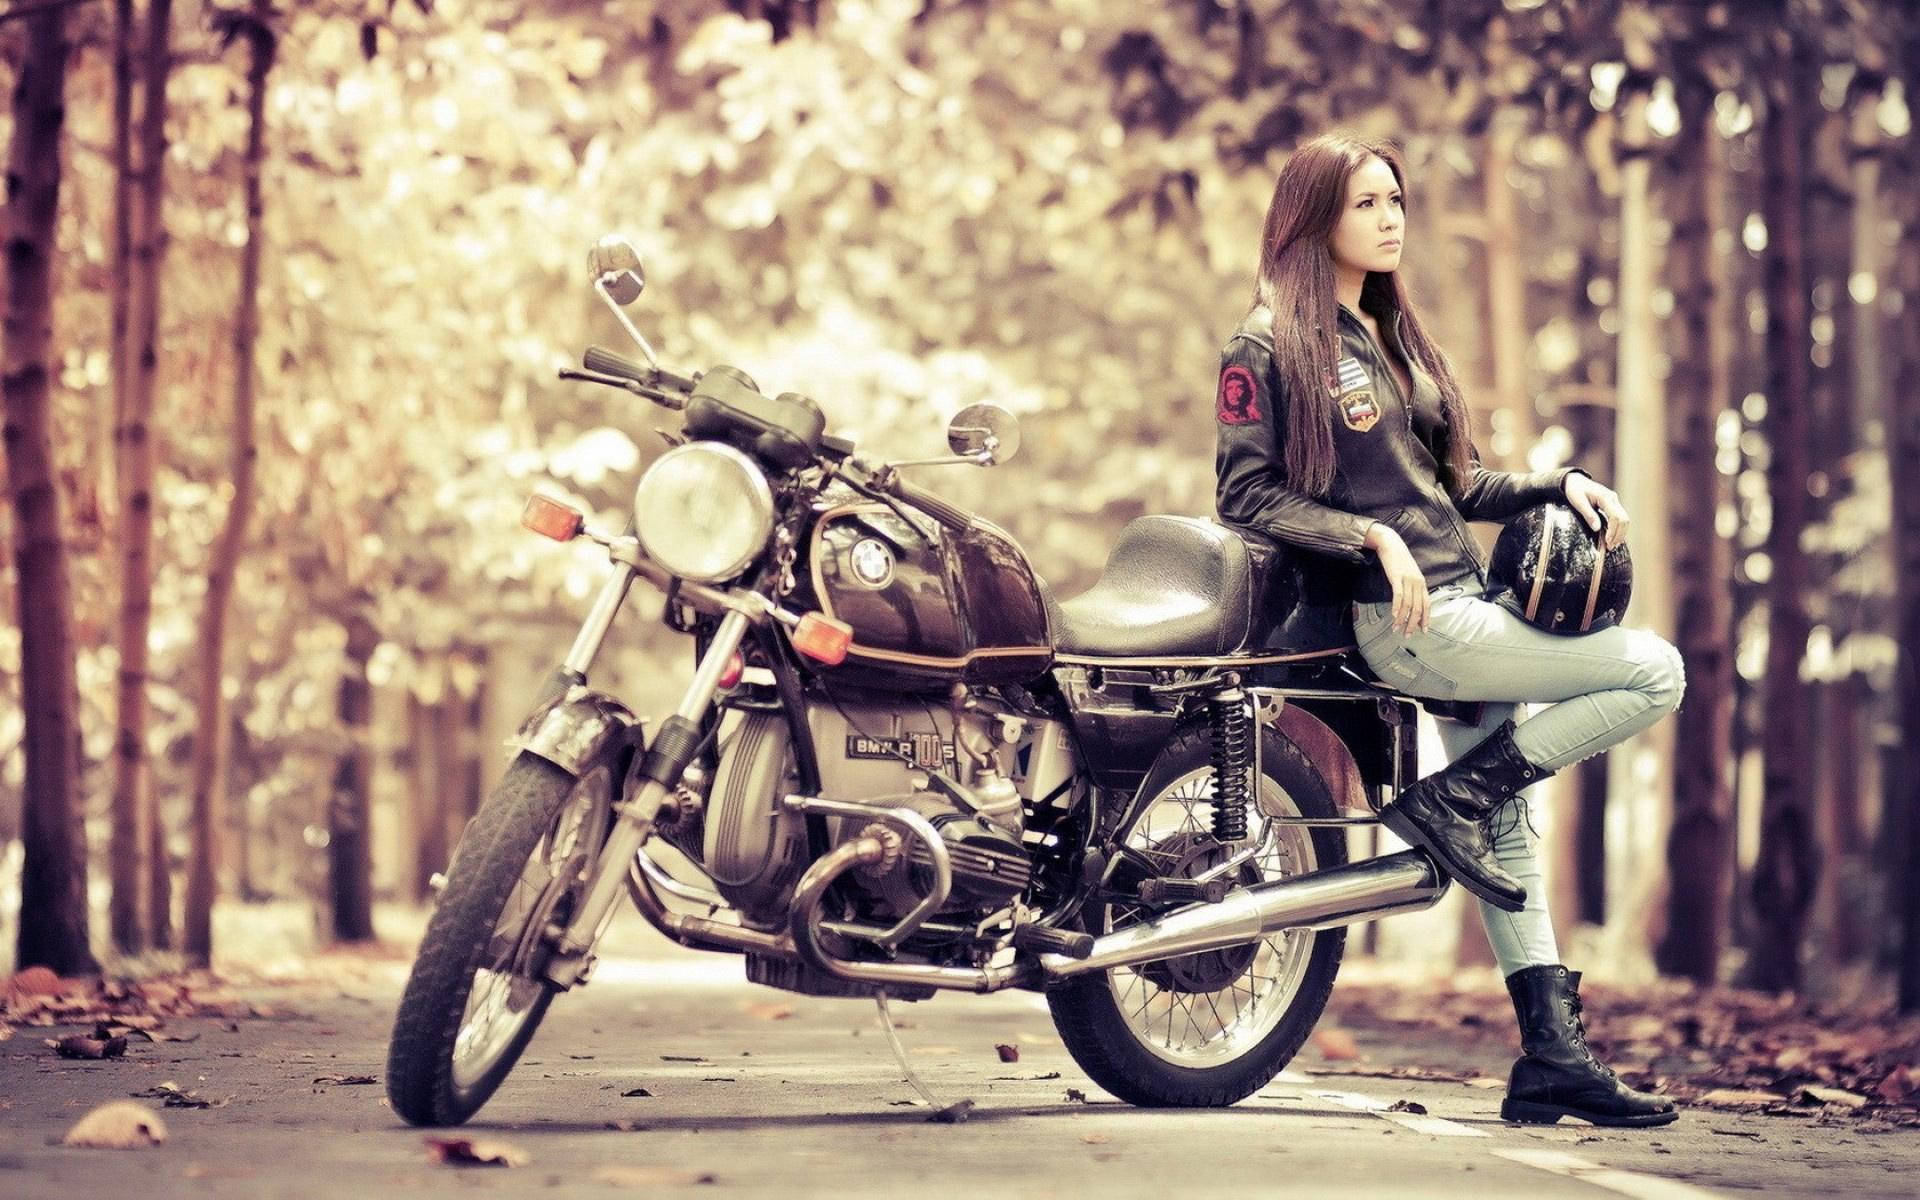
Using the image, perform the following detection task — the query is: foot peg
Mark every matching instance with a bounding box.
[1138,876,1233,906]
[1011,925,1094,959]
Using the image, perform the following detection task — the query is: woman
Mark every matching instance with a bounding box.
[1215,132,1684,1129]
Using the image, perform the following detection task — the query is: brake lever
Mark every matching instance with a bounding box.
[557,367,687,411]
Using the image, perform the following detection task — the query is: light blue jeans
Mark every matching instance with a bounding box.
[1350,578,1686,976]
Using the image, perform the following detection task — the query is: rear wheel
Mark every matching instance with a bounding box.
[386,753,614,1126]
[1047,726,1347,1106]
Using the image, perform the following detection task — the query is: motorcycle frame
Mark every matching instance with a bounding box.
[514,521,1447,998]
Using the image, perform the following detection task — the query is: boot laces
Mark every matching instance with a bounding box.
[1564,991,1615,1079]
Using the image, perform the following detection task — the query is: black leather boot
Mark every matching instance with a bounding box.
[1501,965,1678,1127]
[1377,718,1547,913]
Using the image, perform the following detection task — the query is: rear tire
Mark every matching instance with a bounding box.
[1047,726,1347,1107]
[386,753,612,1126]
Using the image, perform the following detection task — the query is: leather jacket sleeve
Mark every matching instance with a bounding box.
[1452,440,1589,523]
[1213,334,1376,564]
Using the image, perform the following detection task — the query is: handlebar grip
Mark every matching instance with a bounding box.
[583,345,650,382]
[893,478,973,533]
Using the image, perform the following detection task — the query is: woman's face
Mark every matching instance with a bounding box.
[1328,154,1404,278]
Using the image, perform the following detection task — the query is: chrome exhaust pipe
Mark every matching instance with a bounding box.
[1040,850,1448,979]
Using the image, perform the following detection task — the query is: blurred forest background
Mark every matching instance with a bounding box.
[3,0,1919,1013]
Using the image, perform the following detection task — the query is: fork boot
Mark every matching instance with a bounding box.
[1500,965,1679,1127]
[1376,718,1547,913]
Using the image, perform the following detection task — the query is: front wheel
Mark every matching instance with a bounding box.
[1047,725,1348,1107]
[386,753,614,1126]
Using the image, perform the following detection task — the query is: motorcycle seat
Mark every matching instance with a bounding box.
[1049,516,1255,658]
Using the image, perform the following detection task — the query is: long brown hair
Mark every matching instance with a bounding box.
[1251,132,1474,499]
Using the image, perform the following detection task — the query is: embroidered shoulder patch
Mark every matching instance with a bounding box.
[1216,365,1261,425]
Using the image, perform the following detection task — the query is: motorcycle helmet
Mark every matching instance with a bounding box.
[1488,502,1633,635]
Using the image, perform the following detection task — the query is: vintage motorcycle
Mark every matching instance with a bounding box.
[385,237,1470,1127]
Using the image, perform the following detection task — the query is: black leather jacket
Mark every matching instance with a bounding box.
[1214,303,1586,606]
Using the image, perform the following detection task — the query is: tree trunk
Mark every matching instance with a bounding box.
[1575,753,1608,925]
[1482,110,1541,463]
[113,0,174,951]
[184,0,274,967]
[1654,75,1737,985]
[106,0,141,956]
[406,693,445,901]
[1748,29,1820,993]
[1606,85,1678,955]
[1894,46,1920,1015]
[330,614,379,942]
[3,4,98,978]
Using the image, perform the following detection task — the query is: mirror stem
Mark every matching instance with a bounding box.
[595,279,662,368]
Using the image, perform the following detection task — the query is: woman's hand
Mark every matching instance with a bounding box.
[1364,522,1430,634]
[1565,473,1630,551]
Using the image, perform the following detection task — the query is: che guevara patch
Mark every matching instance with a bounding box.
[1217,365,1261,425]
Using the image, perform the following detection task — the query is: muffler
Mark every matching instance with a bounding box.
[1039,850,1448,979]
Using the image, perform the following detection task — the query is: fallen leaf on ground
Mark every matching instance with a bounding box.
[621,1087,653,1097]
[9,966,63,998]
[660,1055,706,1062]
[1080,1133,1111,1144]
[1312,1029,1361,1061]
[424,1137,528,1167]
[62,1101,168,1148]
[130,1082,217,1109]
[590,1165,717,1187]
[745,1003,794,1021]
[311,1074,377,1086]
[1800,1086,1868,1109]
[995,1043,1019,1063]
[1064,1088,1088,1104]
[1874,1066,1917,1104]
[52,1034,128,1059]
[929,1099,975,1124]
[1387,1099,1428,1114]
[1698,1089,1783,1107]
[990,1071,1062,1081]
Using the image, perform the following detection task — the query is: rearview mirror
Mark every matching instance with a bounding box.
[946,404,1020,466]
[589,236,645,305]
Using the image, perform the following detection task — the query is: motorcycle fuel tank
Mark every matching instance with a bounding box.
[796,500,1052,689]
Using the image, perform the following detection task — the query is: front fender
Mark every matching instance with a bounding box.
[517,687,642,776]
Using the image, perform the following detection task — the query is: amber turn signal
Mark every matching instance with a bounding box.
[521,494,584,541]
[791,613,854,665]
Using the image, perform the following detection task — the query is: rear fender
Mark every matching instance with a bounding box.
[518,687,643,777]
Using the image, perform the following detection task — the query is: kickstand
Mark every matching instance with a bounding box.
[873,991,974,1123]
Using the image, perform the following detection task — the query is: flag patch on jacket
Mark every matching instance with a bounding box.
[1332,356,1370,397]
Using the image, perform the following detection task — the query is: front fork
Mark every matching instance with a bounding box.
[538,564,755,988]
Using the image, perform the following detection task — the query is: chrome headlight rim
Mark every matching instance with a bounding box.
[632,441,775,583]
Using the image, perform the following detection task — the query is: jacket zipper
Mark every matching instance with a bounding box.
[1354,309,1486,582]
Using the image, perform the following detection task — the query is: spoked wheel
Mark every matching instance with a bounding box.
[387,753,614,1126]
[1047,725,1348,1106]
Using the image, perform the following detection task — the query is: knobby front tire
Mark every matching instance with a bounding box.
[386,753,607,1126]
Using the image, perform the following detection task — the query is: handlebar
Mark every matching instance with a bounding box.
[887,475,973,533]
[583,345,698,394]
[566,348,973,533]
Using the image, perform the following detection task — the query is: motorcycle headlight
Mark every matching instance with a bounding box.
[632,442,775,582]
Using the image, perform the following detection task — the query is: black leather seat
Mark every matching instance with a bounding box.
[1050,516,1253,657]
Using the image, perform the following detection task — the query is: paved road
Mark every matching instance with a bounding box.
[4,930,1917,1199]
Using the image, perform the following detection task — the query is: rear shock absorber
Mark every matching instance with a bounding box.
[1208,682,1252,842]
